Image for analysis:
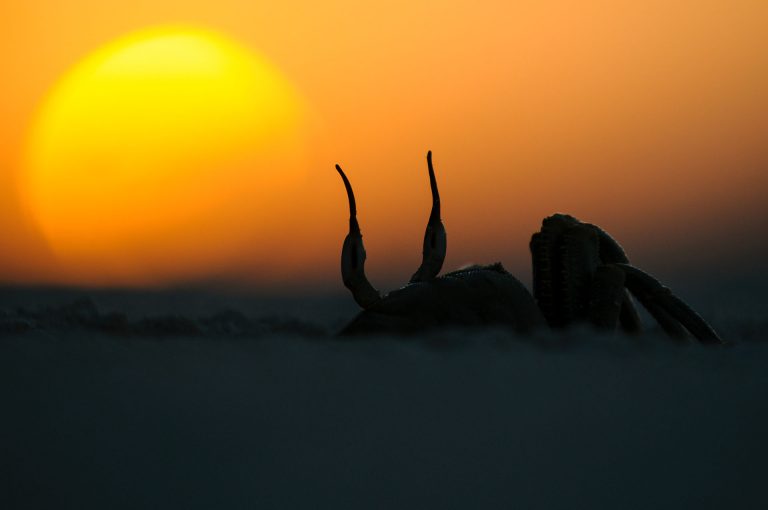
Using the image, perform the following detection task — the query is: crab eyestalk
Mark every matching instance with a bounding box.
[409,151,447,283]
[335,164,382,309]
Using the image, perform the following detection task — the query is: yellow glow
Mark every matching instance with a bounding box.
[23,26,307,285]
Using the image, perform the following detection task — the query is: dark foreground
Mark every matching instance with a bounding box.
[1,286,767,509]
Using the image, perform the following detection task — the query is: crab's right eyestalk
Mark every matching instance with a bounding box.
[410,150,447,283]
[336,164,382,309]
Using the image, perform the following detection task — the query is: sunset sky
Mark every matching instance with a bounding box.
[1,0,766,289]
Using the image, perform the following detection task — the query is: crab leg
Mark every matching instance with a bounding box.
[588,265,626,331]
[617,291,643,334]
[635,295,689,341]
[615,263,723,344]
[588,223,643,333]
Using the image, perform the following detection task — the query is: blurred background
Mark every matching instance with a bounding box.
[1,0,766,290]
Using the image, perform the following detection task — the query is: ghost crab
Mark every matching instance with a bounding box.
[335,152,722,343]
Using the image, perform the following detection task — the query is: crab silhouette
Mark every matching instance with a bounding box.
[335,152,722,343]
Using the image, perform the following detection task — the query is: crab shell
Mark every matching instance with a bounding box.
[341,263,543,335]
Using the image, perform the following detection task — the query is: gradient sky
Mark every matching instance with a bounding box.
[1,0,767,288]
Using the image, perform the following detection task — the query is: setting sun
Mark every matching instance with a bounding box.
[0,1,766,288]
[22,26,308,285]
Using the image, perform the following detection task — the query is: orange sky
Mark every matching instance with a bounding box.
[1,0,767,289]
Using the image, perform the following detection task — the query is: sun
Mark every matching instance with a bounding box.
[22,26,308,285]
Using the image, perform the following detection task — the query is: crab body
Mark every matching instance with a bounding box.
[341,263,544,335]
[335,152,722,344]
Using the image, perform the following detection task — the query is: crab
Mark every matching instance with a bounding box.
[334,152,722,344]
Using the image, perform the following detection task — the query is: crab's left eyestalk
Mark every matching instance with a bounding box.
[410,150,447,283]
[336,164,382,309]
